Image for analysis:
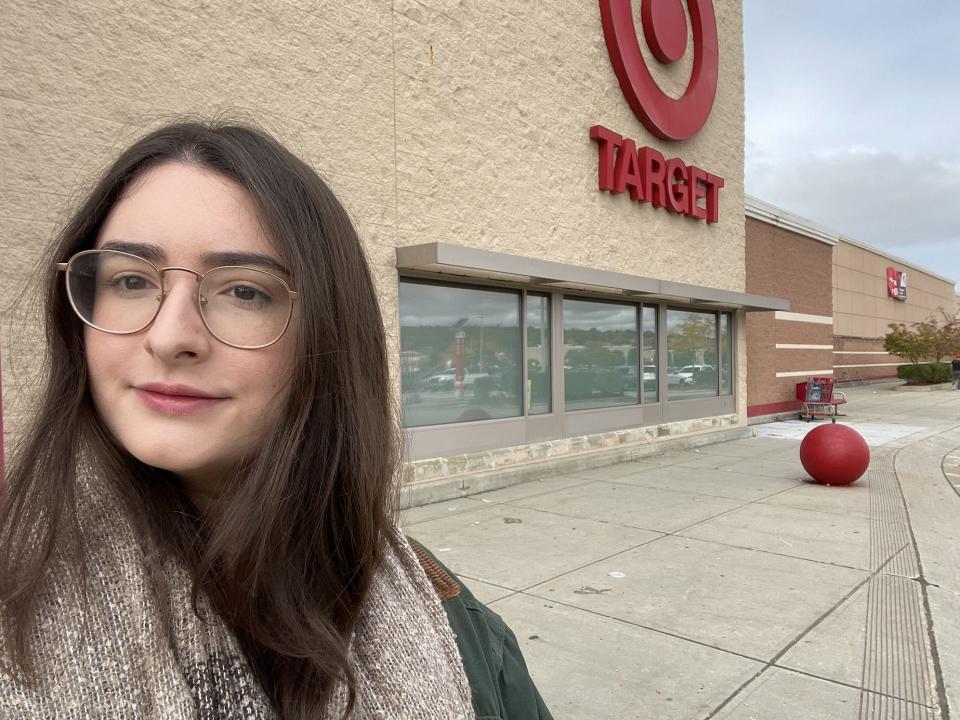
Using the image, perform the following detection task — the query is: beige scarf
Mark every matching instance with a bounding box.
[0,467,476,719]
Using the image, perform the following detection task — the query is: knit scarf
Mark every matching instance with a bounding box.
[0,466,476,720]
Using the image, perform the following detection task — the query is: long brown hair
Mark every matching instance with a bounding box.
[0,119,402,717]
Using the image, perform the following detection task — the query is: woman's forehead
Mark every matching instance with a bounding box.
[96,162,284,269]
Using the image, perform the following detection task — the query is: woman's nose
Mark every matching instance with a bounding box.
[143,272,211,360]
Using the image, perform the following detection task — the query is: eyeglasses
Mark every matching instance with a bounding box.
[56,249,298,349]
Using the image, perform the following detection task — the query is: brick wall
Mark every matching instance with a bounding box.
[745,217,834,415]
[832,337,903,382]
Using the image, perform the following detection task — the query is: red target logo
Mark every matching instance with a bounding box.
[599,0,719,141]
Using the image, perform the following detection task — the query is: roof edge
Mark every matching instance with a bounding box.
[834,234,957,285]
[746,195,956,285]
[745,196,838,247]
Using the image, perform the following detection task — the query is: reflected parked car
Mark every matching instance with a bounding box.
[423,368,456,390]
[667,368,692,386]
[671,364,715,387]
[565,367,627,399]
[423,368,489,391]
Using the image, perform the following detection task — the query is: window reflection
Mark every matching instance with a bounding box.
[563,298,638,411]
[400,278,734,425]
[526,293,551,415]
[400,280,522,427]
[642,305,658,403]
[719,313,733,396]
[666,309,718,400]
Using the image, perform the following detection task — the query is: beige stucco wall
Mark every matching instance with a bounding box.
[832,239,957,338]
[2,2,745,452]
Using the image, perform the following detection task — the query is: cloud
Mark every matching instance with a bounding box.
[744,1,960,290]
[747,147,960,255]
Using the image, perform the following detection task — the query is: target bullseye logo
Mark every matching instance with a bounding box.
[599,0,719,141]
[589,0,725,222]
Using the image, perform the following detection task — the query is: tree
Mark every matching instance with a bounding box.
[916,309,960,363]
[565,344,624,368]
[667,315,716,367]
[884,309,960,364]
[884,322,929,364]
[931,309,960,361]
[915,321,942,362]
[945,319,960,358]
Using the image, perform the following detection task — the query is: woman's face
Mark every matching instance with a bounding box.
[86,162,298,503]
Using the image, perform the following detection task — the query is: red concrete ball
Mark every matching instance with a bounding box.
[799,424,870,486]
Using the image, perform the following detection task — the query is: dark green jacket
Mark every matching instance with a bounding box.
[409,539,554,720]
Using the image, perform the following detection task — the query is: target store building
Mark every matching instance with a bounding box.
[389,0,786,500]
[744,197,958,421]
[2,1,783,500]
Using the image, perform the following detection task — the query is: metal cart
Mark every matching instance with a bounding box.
[796,377,847,422]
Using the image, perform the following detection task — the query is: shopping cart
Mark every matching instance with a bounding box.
[795,377,847,422]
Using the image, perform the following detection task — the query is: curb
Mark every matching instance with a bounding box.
[748,410,804,425]
[891,382,954,392]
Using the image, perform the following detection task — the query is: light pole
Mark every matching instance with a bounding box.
[452,317,469,399]
[478,314,485,373]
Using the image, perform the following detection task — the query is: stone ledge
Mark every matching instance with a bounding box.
[399,422,752,509]
[748,410,803,425]
[402,414,741,486]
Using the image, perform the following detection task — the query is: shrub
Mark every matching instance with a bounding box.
[595,368,627,396]
[897,363,951,385]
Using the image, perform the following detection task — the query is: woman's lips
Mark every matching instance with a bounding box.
[135,388,226,415]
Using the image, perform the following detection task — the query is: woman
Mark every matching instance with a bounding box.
[0,120,553,719]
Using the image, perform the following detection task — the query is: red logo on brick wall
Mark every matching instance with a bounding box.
[599,0,719,141]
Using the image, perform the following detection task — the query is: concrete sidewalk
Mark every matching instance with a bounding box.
[402,382,960,719]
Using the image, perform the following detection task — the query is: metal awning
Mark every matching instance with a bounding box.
[395,242,789,312]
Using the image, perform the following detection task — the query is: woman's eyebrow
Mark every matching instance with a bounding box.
[99,240,290,276]
[101,239,165,261]
[201,251,291,276]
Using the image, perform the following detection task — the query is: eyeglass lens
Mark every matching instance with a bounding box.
[66,250,292,348]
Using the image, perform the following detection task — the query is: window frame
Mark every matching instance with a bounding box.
[398,272,737,460]
[560,293,642,412]
[524,289,553,416]
[398,276,525,428]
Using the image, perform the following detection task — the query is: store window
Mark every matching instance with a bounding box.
[563,298,638,411]
[719,313,733,396]
[526,293,551,415]
[642,305,658,403]
[666,309,718,401]
[399,280,522,427]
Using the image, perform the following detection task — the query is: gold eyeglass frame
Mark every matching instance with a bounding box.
[56,248,299,350]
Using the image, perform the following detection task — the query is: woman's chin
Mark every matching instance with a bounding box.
[127,442,227,483]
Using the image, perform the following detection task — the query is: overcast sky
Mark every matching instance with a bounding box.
[744,1,960,291]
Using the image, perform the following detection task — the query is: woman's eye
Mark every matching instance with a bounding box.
[109,274,153,291]
[229,285,271,305]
